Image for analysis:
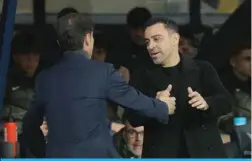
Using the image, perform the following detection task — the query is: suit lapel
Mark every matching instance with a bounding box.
[177,56,200,110]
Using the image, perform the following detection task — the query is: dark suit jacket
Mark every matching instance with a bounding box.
[128,55,233,158]
[22,51,169,158]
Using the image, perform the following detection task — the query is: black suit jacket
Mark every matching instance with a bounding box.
[128,55,233,158]
[22,51,169,158]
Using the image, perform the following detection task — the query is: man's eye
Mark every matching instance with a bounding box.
[154,37,161,42]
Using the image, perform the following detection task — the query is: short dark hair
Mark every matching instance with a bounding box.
[126,7,152,28]
[232,40,251,57]
[11,30,42,55]
[57,13,94,52]
[57,7,78,20]
[144,18,179,33]
[179,24,199,47]
[179,24,194,40]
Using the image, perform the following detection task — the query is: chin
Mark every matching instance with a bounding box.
[153,60,162,65]
[132,150,142,157]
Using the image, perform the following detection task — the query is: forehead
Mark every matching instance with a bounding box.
[134,126,144,132]
[144,23,168,36]
[126,124,144,132]
[233,48,251,60]
[240,48,251,55]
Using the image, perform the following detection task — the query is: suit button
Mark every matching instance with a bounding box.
[202,124,207,131]
[207,145,213,151]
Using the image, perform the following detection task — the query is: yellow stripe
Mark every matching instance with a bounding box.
[217,0,239,13]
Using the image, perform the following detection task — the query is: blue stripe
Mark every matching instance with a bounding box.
[0,0,17,115]
[0,159,251,161]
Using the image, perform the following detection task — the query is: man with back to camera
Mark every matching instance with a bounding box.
[127,18,233,158]
[21,13,176,158]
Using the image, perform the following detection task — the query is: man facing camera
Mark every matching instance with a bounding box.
[128,18,233,158]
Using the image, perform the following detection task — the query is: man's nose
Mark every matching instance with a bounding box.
[147,41,155,51]
[136,133,143,141]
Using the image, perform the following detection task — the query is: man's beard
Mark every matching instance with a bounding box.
[127,144,142,158]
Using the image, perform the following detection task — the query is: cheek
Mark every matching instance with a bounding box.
[161,42,172,52]
[18,59,29,66]
[126,137,135,145]
[237,61,250,71]
[245,62,251,71]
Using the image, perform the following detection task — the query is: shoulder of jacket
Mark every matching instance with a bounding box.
[194,60,213,68]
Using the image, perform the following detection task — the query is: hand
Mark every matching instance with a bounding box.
[118,66,130,84]
[188,87,209,110]
[40,121,48,136]
[111,122,125,133]
[156,84,176,115]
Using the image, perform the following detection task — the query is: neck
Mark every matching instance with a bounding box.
[233,69,249,82]
[162,51,180,67]
[71,49,91,59]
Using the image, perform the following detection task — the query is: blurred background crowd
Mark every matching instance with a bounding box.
[0,0,250,158]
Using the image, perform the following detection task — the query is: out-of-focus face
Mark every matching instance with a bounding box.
[92,47,107,62]
[179,37,197,58]
[230,48,251,79]
[13,53,40,77]
[123,121,144,157]
[129,27,145,46]
[144,23,179,66]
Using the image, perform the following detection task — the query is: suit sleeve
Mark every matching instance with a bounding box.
[22,72,46,157]
[106,64,169,125]
[199,61,233,119]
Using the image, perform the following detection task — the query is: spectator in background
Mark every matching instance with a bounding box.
[92,32,129,132]
[178,25,198,58]
[108,7,153,73]
[3,31,41,134]
[2,31,46,157]
[93,32,130,84]
[218,41,251,134]
[113,115,144,158]
[127,7,151,47]
[92,32,108,62]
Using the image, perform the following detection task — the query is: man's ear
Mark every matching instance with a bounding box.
[84,34,90,47]
[172,32,180,46]
[230,57,236,68]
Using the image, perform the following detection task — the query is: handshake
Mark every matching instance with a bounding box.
[156,84,176,115]
[156,84,209,115]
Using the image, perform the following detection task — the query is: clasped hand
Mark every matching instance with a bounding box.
[156,85,209,115]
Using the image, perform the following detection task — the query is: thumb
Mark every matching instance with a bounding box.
[166,84,172,92]
[187,87,193,94]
